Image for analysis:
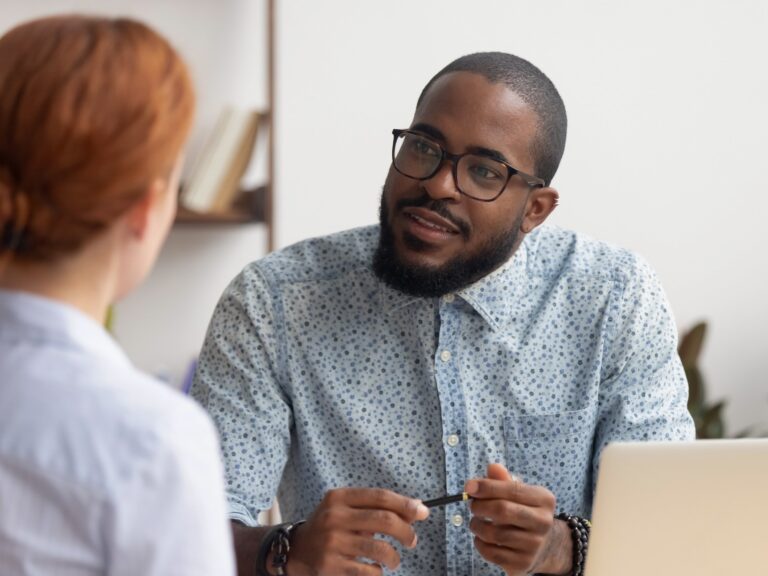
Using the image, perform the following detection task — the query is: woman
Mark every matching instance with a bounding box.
[0,15,234,575]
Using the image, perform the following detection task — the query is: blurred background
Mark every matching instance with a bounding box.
[1,0,766,435]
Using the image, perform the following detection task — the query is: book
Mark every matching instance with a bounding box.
[181,108,232,212]
[180,357,197,395]
[210,110,260,213]
[181,107,261,214]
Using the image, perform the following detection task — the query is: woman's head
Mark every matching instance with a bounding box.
[0,15,194,280]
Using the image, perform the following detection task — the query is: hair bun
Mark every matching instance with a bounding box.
[0,166,30,253]
[0,166,15,233]
[0,16,194,263]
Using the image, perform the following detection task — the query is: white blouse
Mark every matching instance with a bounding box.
[0,289,235,576]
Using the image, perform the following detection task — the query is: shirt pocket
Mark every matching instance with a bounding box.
[503,408,594,514]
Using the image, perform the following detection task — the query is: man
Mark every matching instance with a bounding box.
[192,52,694,576]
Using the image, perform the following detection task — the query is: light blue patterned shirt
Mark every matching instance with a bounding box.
[192,224,694,576]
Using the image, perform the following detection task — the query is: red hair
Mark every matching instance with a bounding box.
[0,15,195,262]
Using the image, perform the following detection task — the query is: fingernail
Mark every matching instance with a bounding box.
[408,499,429,519]
[465,480,479,495]
[410,533,419,548]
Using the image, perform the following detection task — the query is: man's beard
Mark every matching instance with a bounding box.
[372,186,525,298]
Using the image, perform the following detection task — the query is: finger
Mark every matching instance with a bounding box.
[332,558,384,576]
[329,488,429,522]
[487,462,514,481]
[469,498,552,532]
[473,536,537,574]
[344,508,420,548]
[339,535,402,571]
[464,471,555,509]
[469,516,541,550]
[356,530,415,545]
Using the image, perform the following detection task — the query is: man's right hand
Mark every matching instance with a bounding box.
[286,487,430,575]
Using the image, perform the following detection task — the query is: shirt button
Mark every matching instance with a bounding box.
[443,293,455,303]
[447,434,459,447]
[440,350,452,362]
[451,514,464,527]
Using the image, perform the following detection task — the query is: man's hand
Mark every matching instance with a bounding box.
[286,487,430,576]
[465,463,570,576]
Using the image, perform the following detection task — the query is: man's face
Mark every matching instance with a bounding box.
[373,71,558,297]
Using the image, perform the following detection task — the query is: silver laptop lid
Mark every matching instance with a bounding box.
[585,439,768,576]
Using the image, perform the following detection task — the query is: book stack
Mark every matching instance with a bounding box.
[181,107,261,214]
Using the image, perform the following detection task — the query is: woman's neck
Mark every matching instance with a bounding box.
[0,240,119,325]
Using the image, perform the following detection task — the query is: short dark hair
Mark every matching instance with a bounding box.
[417,52,567,186]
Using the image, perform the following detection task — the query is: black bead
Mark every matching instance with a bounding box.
[554,512,591,576]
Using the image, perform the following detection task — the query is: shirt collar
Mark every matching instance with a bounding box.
[456,239,530,332]
[0,289,130,367]
[377,279,422,315]
[375,238,531,330]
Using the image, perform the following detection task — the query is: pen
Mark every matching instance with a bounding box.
[422,492,471,508]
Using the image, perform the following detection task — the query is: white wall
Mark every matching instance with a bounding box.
[2,1,766,433]
[274,0,768,433]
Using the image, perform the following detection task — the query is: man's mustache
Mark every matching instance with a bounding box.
[394,194,471,238]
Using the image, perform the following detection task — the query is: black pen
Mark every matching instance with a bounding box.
[422,492,471,508]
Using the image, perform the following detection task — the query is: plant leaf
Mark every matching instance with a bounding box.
[685,366,704,409]
[678,321,707,367]
[699,400,726,439]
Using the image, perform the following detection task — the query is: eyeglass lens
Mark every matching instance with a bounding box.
[393,132,509,200]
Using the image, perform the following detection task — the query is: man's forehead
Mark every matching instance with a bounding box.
[412,71,539,171]
[416,71,530,114]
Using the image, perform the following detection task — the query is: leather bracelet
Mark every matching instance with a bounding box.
[555,513,591,576]
[255,520,305,576]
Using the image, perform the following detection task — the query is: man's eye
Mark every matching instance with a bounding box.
[469,163,503,180]
[410,138,440,156]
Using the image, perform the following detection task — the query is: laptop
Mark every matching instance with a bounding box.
[584,439,768,576]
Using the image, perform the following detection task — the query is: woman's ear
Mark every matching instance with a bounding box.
[521,187,559,233]
[124,178,167,240]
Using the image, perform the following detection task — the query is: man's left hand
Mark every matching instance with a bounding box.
[465,463,568,576]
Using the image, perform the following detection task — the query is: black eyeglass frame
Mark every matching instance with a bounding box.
[391,128,545,202]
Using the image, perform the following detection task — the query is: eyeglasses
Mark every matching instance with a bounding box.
[391,129,545,202]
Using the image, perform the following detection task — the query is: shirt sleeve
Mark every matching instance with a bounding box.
[592,255,696,491]
[106,405,236,576]
[190,264,292,525]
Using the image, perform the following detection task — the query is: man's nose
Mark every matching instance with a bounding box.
[422,160,462,201]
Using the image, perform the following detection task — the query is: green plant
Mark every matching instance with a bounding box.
[679,321,767,438]
[678,321,725,438]
[104,305,115,333]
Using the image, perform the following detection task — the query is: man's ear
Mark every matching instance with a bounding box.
[124,178,166,240]
[520,187,559,234]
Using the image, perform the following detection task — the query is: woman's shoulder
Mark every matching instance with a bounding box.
[0,359,218,498]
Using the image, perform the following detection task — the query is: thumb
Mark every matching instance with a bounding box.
[487,462,515,482]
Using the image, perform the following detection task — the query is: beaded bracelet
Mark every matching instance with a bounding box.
[255,520,305,576]
[555,513,591,576]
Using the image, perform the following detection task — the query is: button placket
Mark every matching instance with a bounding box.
[433,299,473,572]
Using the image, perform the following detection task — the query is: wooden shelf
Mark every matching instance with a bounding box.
[174,208,261,225]
[172,0,275,250]
[174,185,267,226]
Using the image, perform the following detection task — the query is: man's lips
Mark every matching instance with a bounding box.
[402,207,461,235]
